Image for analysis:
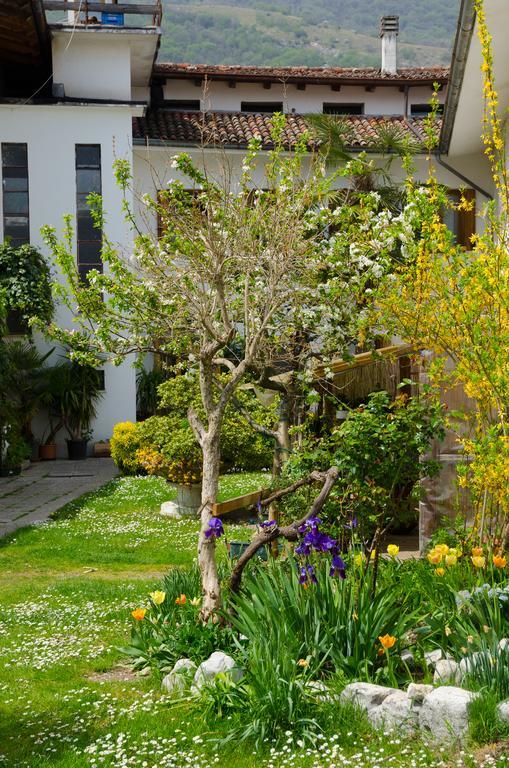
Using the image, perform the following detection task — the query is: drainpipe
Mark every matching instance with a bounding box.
[435,152,493,200]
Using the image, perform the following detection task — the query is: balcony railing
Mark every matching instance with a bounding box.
[43,0,162,27]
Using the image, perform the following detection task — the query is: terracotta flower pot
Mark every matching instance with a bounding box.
[39,443,57,461]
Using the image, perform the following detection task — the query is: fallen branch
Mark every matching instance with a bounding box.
[229,466,339,594]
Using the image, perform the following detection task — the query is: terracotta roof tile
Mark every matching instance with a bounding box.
[132,110,440,152]
[153,62,449,85]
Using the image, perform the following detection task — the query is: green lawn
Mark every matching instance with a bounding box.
[0,473,497,767]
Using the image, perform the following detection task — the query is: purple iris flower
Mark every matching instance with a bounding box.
[260,519,277,529]
[298,566,308,584]
[307,564,318,584]
[205,518,224,539]
[345,517,358,529]
[295,541,311,556]
[298,516,321,534]
[330,554,346,579]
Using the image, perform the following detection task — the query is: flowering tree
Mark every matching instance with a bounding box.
[42,118,407,617]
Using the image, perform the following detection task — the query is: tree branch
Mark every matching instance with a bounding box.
[229,466,339,593]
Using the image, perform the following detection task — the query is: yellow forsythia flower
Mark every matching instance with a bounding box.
[387,544,400,557]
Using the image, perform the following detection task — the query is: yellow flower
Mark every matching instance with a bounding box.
[427,550,443,565]
[131,608,147,621]
[483,625,490,634]
[297,658,309,667]
[445,554,458,566]
[435,543,450,555]
[445,626,452,637]
[471,555,486,568]
[467,635,474,644]
[378,634,397,650]
[435,567,445,576]
[175,594,187,605]
[493,554,507,568]
[449,547,462,558]
[370,549,377,560]
[149,591,166,605]
[190,597,201,606]
[472,547,484,557]
[354,552,366,567]
[387,544,400,558]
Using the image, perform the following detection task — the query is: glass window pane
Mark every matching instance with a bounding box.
[77,213,101,241]
[3,167,28,191]
[2,143,27,167]
[78,241,102,264]
[76,169,101,194]
[78,263,103,283]
[4,215,29,240]
[77,193,92,212]
[3,192,29,214]
[76,145,101,169]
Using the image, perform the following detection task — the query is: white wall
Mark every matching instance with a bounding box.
[0,103,137,452]
[52,31,132,101]
[162,79,445,116]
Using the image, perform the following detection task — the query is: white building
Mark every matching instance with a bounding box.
[0,1,490,462]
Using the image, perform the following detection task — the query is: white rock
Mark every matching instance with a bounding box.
[458,650,491,679]
[401,649,415,668]
[160,501,181,519]
[497,700,509,723]
[369,691,419,733]
[340,682,399,712]
[161,658,197,695]
[424,649,443,668]
[407,683,434,703]
[193,651,243,690]
[434,659,461,685]
[419,686,478,742]
[498,638,509,652]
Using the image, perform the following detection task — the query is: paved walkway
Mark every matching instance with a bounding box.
[0,458,118,538]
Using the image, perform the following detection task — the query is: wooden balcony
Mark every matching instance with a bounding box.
[42,0,162,27]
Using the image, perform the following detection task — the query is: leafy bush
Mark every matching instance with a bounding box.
[0,241,53,330]
[281,390,444,538]
[111,374,277,482]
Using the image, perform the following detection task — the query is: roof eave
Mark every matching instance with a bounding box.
[439,0,476,154]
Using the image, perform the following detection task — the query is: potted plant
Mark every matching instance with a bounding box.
[0,423,29,476]
[59,363,104,460]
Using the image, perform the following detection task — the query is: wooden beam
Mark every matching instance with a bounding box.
[212,488,269,517]
[43,1,158,14]
[313,343,415,380]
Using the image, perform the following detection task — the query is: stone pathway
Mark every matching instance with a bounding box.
[0,458,118,538]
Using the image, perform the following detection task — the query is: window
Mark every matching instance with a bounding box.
[2,143,29,247]
[410,103,444,116]
[163,99,201,111]
[241,101,283,114]
[322,103,364,115]
[442,189,475,250]
[75,144,102,281]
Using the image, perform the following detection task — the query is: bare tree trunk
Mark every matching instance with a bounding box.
[197,429,222,621]
[273,396,291,476]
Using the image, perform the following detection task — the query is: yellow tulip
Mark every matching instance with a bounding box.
[435,567,445,576]
[445,554,457,566]
[427,550,443,565]
[354,553,366,567]
[387,544,400,558]
[370,549,377,561]
[435,543,450,555]
[190,597,201,606]
[471,555,486,568]
[149,591,166,605]
[297,658,309,667]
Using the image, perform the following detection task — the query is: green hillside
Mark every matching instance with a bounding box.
[159,1,459,67]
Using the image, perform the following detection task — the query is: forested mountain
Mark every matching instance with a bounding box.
[159,1,460,67]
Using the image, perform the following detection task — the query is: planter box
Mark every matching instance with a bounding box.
[66,439,89,460]
[93,441,111,458]
[176,483,202,517]
[39,443,57,461]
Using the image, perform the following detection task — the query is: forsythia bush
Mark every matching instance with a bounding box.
[110,421,142,474]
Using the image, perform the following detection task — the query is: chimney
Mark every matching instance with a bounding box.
[380,15,399,75]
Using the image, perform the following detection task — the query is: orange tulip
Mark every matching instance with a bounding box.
[175,594,187,605]
[493,554,507,568]
[378,634,397,650]
[131,608,147,621]
[472,547,484,557]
